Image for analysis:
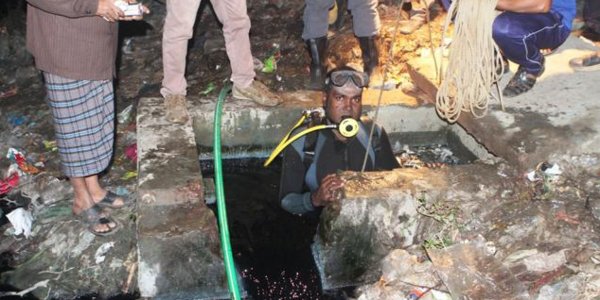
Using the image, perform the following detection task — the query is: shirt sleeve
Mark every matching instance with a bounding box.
[375,127,400,170]
[26,0,99,18]
[279,144,315,215]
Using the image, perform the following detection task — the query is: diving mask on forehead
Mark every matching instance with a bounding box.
[326,70,369,88]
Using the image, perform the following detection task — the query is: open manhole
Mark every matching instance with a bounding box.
[199,128,484,299]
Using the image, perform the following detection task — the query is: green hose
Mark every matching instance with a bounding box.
[213,84,242,300]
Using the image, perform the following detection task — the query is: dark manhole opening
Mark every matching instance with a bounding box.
[202,158,331,299]
[199,130,478,299]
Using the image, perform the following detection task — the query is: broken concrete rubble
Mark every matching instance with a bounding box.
[321,156,600,299]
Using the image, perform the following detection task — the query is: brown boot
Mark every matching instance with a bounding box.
[232,81,282,107]
[164,94,189,124]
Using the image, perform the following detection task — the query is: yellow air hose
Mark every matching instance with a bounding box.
[264,113,359,167]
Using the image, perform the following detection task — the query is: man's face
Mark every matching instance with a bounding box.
[323,82,362,124]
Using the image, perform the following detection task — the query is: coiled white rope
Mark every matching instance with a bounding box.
[436,0,504,123]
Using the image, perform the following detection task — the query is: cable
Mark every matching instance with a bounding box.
[263,114,307,167]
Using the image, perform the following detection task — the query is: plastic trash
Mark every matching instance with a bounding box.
[6,207,33,238]
[261,43,280,73]
[124,143,137,162]
[122,38,134,54]
[542,163,562,176]
[0,172,19,195]
[122,171,137,180]
[114,186,129,196]
[526,170,538,181]
[43,140,58,152]
[199,82,216,95]
[7,148,40,174]
[7,115,28,127]
[117,104,134,124]
[95,242,115,264]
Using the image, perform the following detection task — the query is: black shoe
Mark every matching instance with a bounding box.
[358,35,379,83]
[502,64,543,97]
[306,37,328,90]
[333,0,347,30]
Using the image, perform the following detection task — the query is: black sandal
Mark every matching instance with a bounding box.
[75,205,121,236]
[502,65,542,98]
[96,191,130,209]
[569,52,600,71]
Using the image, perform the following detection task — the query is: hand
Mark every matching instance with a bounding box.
[311,174,344,207]
[118,1,151,21]
[96,0,124,22]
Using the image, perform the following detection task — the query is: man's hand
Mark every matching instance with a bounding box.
[311,174,344,207]
[496,0,551,13]
[96,0,124,22]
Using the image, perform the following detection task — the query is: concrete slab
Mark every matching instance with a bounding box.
[314,158,600,295]
[312,163,512,290]
[189,90,448,152]
[136,97,232,299]
[408,35,600,171]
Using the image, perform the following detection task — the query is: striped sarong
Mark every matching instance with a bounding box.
[43,73,115,178]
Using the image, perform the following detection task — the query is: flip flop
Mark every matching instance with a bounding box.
[96,191,130,209]
[569,52,600,72]
[75,205,121,236]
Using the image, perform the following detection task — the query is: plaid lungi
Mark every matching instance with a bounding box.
[43,73,115,177]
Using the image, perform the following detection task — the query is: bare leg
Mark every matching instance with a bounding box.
[72,177,94,214]
[71,177,114,234]
[85,175,125,207]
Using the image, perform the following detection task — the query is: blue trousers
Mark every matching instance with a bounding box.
[493,11,570,75]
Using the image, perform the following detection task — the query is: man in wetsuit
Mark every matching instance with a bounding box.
[279,66,399,216]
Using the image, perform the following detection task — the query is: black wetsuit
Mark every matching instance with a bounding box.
[279,123,399,215]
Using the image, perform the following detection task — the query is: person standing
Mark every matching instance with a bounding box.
[26,0,147,235]
[161,0,281,124]
[303,0,381,90]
